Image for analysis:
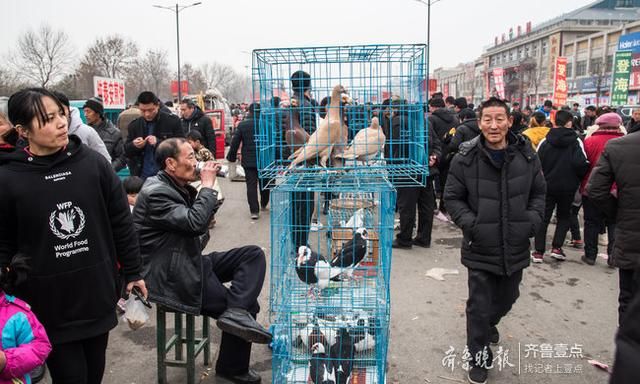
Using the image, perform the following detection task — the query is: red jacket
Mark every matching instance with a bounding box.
[580,130,624,194]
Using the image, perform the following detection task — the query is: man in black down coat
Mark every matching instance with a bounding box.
[180,99,217,155]
[444,97,546,384]
[134,138,271,384]
[448,108,480,155]
[227,104,269,218]
[429,97,460,214]
[588,128,640,324]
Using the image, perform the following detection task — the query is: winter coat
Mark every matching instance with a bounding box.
[522,126,550,150]
[181,108,217,155]
[227,117,257,169]
[0,294,51,384]
[587,131,640,270]
[68,107,111,162]
[444,132,546,276]
[579,129,624,194]
[611,265,640,384]
[91,119,126,171]
[0,136,142,344]
[429,108,459,143]
[292,92,318,134]
[536,128,589,195]
[124,111,184,177]
[132,171,218,315]
[448,118,480,154]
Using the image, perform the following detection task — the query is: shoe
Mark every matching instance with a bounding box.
[392,239,412,249]
[216,308,272,344]
[550,248,567,261]
[569,239,584,249]
[260,204,268,211]
[531,251,544,263]
[581,255,595,266]
[489,326,499,344]
[216,368,261,384]
[412,239,431,248]
[30,365,46,383]
[250,213,259,220]
[468,366,488,384]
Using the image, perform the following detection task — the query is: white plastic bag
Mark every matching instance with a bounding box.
[122,295,149,330]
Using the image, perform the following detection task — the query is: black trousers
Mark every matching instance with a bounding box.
[436,162,449,213]
[582,196,616,260]
[292,191,315,248]
[619,268,637,325]
[569,203,582,241]
[47,332,109,384]
[534,193,574,253]
[244,167,270,214]
[466,269,523,365]
[200,245,266,375]
[396,177,436,245]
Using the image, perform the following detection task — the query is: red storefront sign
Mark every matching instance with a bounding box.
[553,57,568,106]
[170,80,189,97]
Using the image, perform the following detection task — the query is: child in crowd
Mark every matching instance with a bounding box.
[187,131,214,162]
[123,176,144,212]
[0,254,52,384]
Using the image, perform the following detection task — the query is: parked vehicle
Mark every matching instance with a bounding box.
[204,109,227,160]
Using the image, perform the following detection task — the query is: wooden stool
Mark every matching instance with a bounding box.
[156,306,211,384]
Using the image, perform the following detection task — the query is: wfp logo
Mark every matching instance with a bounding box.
[49,201,86,240]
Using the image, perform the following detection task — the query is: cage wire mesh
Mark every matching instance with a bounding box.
[252,44,429,188]
[269,174,394,384]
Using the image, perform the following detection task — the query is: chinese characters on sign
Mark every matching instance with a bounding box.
[548,33,561,84]
[93,77,126,109]
[630,53,640,91]
[611,51,632,105]
[553,57,568,106]
[493,68,505,99]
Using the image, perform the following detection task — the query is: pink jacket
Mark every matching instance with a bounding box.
[0,294,51,384]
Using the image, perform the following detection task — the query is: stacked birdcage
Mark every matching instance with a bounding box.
[253,44,428,384]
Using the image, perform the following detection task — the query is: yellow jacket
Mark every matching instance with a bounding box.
[522,127,550,150]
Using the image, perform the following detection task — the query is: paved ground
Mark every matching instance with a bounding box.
[40,171,619,384]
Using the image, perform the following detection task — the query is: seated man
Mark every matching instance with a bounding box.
[133,138,271,384]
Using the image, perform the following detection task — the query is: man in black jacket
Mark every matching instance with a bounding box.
[83,96,127,171]
[532,110,589,263]
[444,97,546,384]
[429,97,459,216]
[227,104,269,219]
[448,108,480,154]
[180,99,217,155]
[124,91,184,178]
[134,138,271,384]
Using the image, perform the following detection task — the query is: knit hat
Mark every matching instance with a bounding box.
[83,97,104,117]
[595,112,622,128]
[290,70,311,92]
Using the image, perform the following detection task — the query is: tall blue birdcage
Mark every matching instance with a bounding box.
[268,174,394,384]
[252,44,428,188]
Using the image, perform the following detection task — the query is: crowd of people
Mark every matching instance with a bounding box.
[0,80,639,384]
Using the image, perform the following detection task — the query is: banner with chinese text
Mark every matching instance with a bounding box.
[93,77,126,109]
[553,57,568,106]
[493,68,505,99]
[630,53,640,91]
[611,51,632,106]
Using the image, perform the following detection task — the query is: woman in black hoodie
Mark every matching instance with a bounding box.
[0,88,147,384]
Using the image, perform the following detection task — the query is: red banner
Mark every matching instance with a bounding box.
[553,57,569,106]
[630,53,640,91]
[93,77,125,109]
[493,68,505,99]
[428,79,438,93]
[171,80,189,97]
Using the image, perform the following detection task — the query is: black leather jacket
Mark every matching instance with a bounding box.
[132,171,218,314]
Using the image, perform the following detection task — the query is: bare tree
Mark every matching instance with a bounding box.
[201,62,237,92]
[179,63,208,96]
[12,25,74,87]
[82,35,138,79]
[0,66,24,96]
[130,49,171,100]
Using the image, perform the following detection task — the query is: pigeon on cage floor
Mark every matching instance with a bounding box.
[309,342,336,384]
[330,227,369,281]
[334,117,386,162]
[288,84,349,169]
[295,246,339,297]
[283,98,310,153]
[330,328,356,384]
[350,313,379,353]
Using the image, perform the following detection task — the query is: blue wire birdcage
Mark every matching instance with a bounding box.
[252,44,429,188]
[269,174,394,384]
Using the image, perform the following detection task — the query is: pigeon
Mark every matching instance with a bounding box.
[330,328,355,384]
[335,117,385,162]
[351,315,379,352]
[309,342,336,384]
[295,246,337,291]
[339,208,366,229]
[330,227,368,280]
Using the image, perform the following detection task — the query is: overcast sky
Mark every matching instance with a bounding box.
[1,0,595,76]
